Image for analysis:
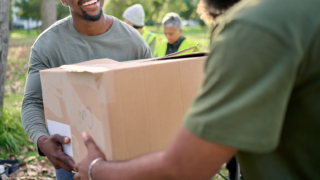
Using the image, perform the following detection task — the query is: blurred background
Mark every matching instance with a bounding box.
[9,0,210,51]
[1,0,225,179]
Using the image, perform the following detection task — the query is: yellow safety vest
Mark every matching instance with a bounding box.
[141,28,158,46]
[156,38,200,57]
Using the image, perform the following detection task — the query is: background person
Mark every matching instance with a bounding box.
[156,13,200,57]
[123,4,158,57]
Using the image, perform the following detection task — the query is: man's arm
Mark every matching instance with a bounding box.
[22,47,75,171]
[22,48,50,151]
[143,43,154,59]
[74,126,237,180]
[149,38,157,57]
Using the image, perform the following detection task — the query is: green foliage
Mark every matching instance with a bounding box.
[180,0,199,19]
[103,0,191,24]
[0,108,29,153]
[57,0,70,20]
[103,0,151,21]
[0,30,35,156]
[9,0,13,23]
[13,0,70,24]
[14,0,41,21]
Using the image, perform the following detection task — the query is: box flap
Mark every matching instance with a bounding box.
[59,59,118,73]
[60,65,108,73]
[155,52,207,61]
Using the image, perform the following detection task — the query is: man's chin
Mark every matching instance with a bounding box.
[82,8,103,22]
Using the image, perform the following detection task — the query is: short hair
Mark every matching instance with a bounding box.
[162,13,182,30]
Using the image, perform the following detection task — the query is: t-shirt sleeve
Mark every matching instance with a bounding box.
[143,46,153,59]
[149,38,157,57]
[184,22,299,153]
[21,47,50,155]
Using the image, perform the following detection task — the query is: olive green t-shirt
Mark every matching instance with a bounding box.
[21,16,152,150]
[184,0,320,179]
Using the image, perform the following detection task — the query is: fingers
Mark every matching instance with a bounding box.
[74,164,79,173]
[67,154,76,169]
[55,151,76,172]
[73,173,80,180]
[51,134,71,144]
[56,159,74,172]
[82,132,98,151]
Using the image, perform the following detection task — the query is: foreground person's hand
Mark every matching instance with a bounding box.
[37,135,75,172]
[74,132,106,180]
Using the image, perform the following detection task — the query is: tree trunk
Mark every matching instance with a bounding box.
[41,0,57,31]
[0,0,10,119]
[27,18,30,34]
[36,18,40,34]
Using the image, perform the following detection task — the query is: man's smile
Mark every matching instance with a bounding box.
[79,0,100,9]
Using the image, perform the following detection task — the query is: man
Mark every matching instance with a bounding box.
[21,0,152,179]
[156,13,200,57]
[75,0,320,179]
[123,4,158,57]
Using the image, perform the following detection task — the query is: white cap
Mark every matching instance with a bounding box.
[123,4,145,26]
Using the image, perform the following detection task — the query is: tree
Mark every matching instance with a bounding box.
[9,0,12,30]
[15,0,41,33]
[103,0,151,21]
[150,0,188,24]
[103,0,188,25]
[41,0,57,31]
[180,0,198,20]
[0,0,10,119]
[57,0,70,20]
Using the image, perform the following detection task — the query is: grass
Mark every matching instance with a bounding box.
[0,109,30,153]
[0,30,34,158]
[1,28,229,179]
[9,29,40,46]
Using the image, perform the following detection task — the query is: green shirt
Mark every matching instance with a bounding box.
[184,0,320,179]
[21,16,152,151]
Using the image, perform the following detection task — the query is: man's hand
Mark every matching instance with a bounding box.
[37,135,75,172]
[74,132,106,180]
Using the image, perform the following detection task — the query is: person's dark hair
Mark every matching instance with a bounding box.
[198,0,241,22]
[133,25,144,29]
[205,0,241,13]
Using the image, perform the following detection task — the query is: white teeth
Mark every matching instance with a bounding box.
[82,0,97,6]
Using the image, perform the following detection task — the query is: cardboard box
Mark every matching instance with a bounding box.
[40,53,207,162]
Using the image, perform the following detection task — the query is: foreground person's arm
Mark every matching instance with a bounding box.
[74,126,237,180]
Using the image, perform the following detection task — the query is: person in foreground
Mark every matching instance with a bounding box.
[21,0,152,179]
[155,13,200,57]
[74,0,320,179]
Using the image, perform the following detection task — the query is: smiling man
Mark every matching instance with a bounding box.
[21,0,152,179]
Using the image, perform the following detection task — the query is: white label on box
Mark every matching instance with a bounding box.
[47,120,73,157]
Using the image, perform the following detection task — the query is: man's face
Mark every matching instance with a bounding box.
[164,26,182,44]
[63,0,105,22]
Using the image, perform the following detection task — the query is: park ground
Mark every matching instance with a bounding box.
[0,27,228,179]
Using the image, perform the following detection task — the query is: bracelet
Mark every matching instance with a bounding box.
[88,158,103,180]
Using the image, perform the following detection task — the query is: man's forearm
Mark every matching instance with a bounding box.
[76,126,237,180]
[92,152,177,180]
[21,99,49,152]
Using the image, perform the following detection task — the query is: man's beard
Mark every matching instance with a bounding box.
[81,8,103,22]
[203,0,241,17]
